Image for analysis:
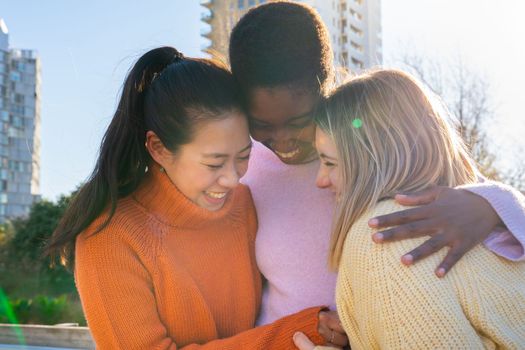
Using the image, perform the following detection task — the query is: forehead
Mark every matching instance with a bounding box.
[248,86,318,124]
[315,128,337,153]
[182,112,250,153]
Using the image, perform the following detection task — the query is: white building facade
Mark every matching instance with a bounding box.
[0,18,41,222]
[200,0,382,72]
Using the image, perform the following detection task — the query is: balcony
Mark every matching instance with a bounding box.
[200,0,214,9]
[200,11,213,24]
[200,27,212,39]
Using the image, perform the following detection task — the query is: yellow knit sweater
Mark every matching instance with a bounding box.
[336,200,525,350]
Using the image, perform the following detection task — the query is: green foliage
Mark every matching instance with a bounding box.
[0,191,85,325]
[0,294,85,325]
[8,195,71,264]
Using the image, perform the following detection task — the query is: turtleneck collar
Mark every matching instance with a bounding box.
[132,163,240,229]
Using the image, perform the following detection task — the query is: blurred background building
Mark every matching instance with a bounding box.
[200,0,382,72]
[0,18,41,223]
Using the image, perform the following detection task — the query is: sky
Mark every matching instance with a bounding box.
[0,0,524,200]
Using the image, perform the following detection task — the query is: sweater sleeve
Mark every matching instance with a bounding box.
[336,201,486,350]
[75,227,325,350]
[458,180,525,260]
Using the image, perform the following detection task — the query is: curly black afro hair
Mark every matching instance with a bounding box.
[229,1,333,96]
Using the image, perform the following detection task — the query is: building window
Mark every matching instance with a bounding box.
[350,9,363,20]
[248,0,256,6]
[238,0,244,9]
[350,41,364,52]
[351,57,364,69]
[350,25,363,37]
[0,180,6,191]
[10,71,20,82]
[341,51,349,63]
[15,94,25,104]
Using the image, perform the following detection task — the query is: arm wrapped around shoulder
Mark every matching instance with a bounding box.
[335,200,525,350]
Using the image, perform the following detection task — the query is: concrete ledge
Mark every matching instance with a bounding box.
[0,324,94,349]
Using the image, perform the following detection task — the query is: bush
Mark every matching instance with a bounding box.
[0,293,85,325]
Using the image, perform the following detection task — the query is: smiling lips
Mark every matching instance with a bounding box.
[273,147,300,159]
[205,191,227,199]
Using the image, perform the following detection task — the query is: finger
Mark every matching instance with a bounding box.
[293,332,316,350]
[368,206,429,229]
[317,327,348,348]
[320,311,345,333]
[394,186,443,206]
[372,219,438,243]
[329,331,349,348]
[435,244,469,278]
[401,234,447,266]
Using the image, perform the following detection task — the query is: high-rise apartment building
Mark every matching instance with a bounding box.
[200,0,382,72]
[0,18,41,222]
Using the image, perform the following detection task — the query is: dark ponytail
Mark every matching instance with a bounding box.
[46,47,242,266]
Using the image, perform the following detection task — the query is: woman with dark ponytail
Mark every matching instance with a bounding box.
[45,47,340,349]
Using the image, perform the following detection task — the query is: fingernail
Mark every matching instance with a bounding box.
[372,233,383,243]
[293,332,300,340]
[436,268,446,278]
[401,254,413,265]
[368,218,379,227]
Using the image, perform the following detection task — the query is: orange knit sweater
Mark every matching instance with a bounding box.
[75,164,325,349]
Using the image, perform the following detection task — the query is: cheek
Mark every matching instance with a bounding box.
[249,128,267,142]
[331,171,341,190]
[295,124,316,143]
[238,161,249,178]
[181,166,218,192]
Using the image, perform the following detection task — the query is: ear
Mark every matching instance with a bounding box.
[145,131,172,167]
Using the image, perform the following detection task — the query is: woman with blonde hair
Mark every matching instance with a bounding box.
[296,69,525,349]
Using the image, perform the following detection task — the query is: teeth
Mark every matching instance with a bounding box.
[205,191,227,199]
[274,148,300,159]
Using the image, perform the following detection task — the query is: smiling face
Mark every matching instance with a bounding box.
[147,111,251,211]
[315,127,341,195]
[248,86,318,164]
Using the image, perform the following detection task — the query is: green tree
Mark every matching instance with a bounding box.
[4,194,75,296]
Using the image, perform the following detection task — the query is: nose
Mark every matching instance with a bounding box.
[270,128,295,150]
[218,164,241,189]
[315,168,332,189]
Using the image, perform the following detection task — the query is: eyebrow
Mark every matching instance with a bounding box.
[202,142,253,158]
[251,111,312,125]
[319,153,337,161]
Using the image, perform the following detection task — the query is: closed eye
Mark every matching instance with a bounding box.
[288,120,313,129]
[204,164,224,169]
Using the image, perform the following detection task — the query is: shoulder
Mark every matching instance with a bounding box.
[231,184,258,237]
[76,196,161,261]
[340,200,426,271]
[339,200,445,284]
[346,199,404,240]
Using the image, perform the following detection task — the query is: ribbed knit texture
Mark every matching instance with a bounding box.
[242,141,525,327]
[75,164,325,349]
[241,141,337,326]
[336,200,525,350]
[461,180,525,260]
